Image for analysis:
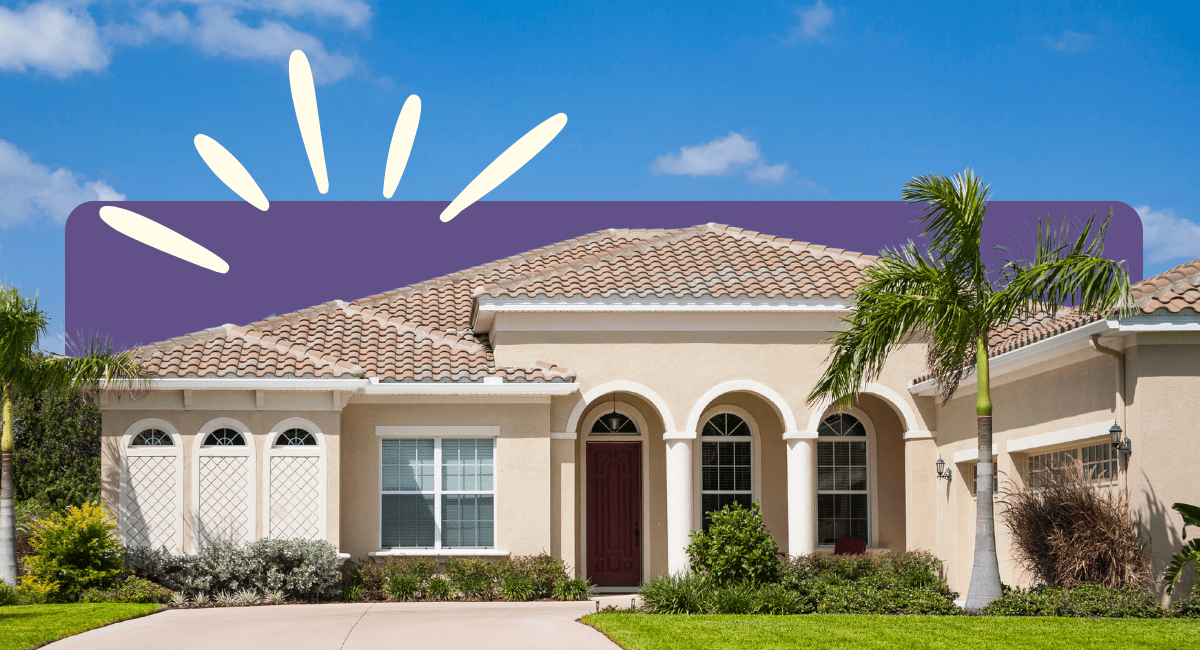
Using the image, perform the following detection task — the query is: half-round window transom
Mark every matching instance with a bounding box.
[702,412,750,437]
[203,427,246,447]
[131,428,173,447]
[276,428,317,447]
[818,413,867,437]
[591,413,638,434]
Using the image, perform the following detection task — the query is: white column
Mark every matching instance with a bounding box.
[664,434,694,575]
[785,432,817,556]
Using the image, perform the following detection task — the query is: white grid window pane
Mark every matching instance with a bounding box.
[382,494,435,548]
[442,494,494,547]
[443,439,494,492]
[381,439,433,491]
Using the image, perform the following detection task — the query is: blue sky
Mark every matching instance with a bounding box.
[2,0,1198,352]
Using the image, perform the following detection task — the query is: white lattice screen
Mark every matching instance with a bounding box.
[197,455,252,544]
[124,455,180,550]
[269,455,322,539]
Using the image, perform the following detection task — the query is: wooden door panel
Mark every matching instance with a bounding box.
[586,442,642,586]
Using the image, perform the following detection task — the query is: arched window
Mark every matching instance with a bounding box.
[700,412,752,530]
[274,428,317,447]
[203,427,246,447]
[131,428,173,447]
[590,412,638,434]
[816,413,869,545]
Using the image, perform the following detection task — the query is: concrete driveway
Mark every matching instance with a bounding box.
[44,598,630,650]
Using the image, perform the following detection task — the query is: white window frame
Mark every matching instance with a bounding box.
[814,406,876,548]
[119,418,184,552]
[696,405,759,530]
[263,417,328,541]
[192,417,257,551]
[377,427,498,552]
[1026,441,1118,488]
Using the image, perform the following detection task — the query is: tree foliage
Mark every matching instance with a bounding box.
[13,386,102,510]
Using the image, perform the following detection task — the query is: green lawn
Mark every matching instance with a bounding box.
[0,604,160,650]
[583,613,1200,650]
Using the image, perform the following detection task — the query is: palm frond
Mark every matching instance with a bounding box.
[991,211,1132,326]
[808,245,974,406]
[0,284,49,379]
[901,169,990,285]
[24,335,147,398]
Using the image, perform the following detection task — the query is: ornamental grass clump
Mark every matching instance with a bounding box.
[687,501,780,586]
[998,464,1149,589]
[20,501,126,602]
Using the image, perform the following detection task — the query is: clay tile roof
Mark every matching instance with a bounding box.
[1130,258,1200,314]
[137,224,876,383]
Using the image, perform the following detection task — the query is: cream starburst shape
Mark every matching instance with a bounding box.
[100,50,568,274]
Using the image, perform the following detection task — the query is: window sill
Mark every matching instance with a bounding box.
[368,549,510,558]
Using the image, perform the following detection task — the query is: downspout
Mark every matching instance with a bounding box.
[1089,334,1127,485]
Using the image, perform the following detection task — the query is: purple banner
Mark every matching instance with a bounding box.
[65,200,1142,350]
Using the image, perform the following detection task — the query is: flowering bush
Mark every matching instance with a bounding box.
[20,502,126,602]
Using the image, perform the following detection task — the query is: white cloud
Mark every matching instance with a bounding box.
[746,161,792,186]
[1040,29,1094,53]
[789,0,834,43]
[651,132,761,177]
[651,132,813,190]
[1,1,367,83]
[0,3,110,77]
[1135,205,1200,265]
[0,139,124,228]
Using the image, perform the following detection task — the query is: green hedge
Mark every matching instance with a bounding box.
[980,585,1166,618]
[347,554,592,602]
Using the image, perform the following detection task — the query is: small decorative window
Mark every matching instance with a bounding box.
[700,412,753,530]
[817,413,869,545]
[131,428,173,447]
[203,427,247,447]
[1028,443,1116,488]
[591,412,638,434]
[275,428,317,447]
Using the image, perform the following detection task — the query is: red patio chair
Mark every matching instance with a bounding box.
[832,537,867,555]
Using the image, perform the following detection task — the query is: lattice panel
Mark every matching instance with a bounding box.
[270,456,322,539]
[198,455,252,544]
[125,455,179,550]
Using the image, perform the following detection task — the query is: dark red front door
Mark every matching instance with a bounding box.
[587,442,642,586]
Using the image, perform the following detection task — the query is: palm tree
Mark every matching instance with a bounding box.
[807,170,1131,611]
[1,285,144,586]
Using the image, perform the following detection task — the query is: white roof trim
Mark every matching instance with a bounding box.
[477,297,853,313]
[119,377,578,396]
[1006,420,1113,453]
[908,319,1118,396]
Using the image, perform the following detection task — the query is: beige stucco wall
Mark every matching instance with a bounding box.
[337,400,556,561]
[99,393,341,553]
[1126,336,1200,599]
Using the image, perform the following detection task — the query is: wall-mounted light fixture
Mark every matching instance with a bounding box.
[935,456,952,481]
[1109,421,1131,456]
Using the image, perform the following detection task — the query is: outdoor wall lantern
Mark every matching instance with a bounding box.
[935,456,952,481]
[609,392,622,431]
[1109,421,1131,456]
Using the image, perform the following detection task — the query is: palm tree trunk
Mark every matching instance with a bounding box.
[1,384,16,586]
[964,336,1003,612]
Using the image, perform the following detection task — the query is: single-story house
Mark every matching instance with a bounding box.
[98,222,1200,596]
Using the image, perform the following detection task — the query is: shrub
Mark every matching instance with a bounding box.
[753,582,809,615]
[710,583,757,614]
[782,550,945,586]
[503,554,568,599]
[12,387,102,511]
[980,585,1165,618]
[355,557,437,600]
[998,465,1149,588]
[0,584,19,607]
[499,574,535,602]
[425,576,452,600]
[21,501,126,602]
[386,574,420,601]
[811,577,959,616]
[640,574,710,614]
[687,501,780,586]
[445,557,495,600]
[343,584,367,602]
[125,538,341,602]
[552,577,593,601]
[17,577,55,605]
[82,576,175,604]
[1174,595,1200,618]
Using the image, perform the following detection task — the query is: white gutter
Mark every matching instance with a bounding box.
[908,319,1119,396]
[108,377,580,396]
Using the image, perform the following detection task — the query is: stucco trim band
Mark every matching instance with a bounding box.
[1006,420,1115,454]
[375,426,501,438]
[953,445,1000,464]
